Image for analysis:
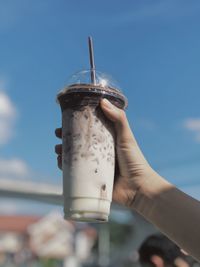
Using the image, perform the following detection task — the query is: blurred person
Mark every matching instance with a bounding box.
[138,233,195,267]
[55,99,200,262]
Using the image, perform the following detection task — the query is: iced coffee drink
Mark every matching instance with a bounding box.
[57,38,127,222]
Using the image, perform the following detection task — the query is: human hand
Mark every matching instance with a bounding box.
[55,99,156,209]
[99,99,156,208]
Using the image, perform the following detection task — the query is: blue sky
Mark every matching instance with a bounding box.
[0,0,200,214]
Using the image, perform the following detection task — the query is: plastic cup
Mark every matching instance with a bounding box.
[57,70,127,222]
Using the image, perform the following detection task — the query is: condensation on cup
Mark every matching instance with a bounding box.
[57,38,127,222]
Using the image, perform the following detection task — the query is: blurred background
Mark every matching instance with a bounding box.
[0,0,200,266]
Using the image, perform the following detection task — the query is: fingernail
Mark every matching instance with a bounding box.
[101,99,114,109]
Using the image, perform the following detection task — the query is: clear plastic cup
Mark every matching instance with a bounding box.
[57,70,127,222]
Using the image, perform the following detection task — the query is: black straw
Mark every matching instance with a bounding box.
[88,36,96,84]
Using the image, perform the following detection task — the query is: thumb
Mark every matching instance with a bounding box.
[100,98,136,144]
[100,98,126,124]
[100,98,124,123]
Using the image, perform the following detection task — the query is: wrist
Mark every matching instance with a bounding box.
[131,169,173,214]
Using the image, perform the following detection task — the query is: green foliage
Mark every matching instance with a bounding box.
[92,221,134,251]
[40,258,62,267]
[108,221,134,249]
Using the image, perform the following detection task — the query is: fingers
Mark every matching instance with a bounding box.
[57,154,62,170]
[55,128,62,138]
[55,144,62,155]
[55,144,62,170]
[55,143,62,170]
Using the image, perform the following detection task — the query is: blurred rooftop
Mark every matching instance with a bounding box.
[0,215,40,233]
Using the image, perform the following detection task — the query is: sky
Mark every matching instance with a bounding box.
[0,0,200,215]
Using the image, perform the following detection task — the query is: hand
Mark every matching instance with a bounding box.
[55,99,155,209]
[99,99,155,207]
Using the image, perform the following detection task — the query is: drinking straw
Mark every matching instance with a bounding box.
[88,36,96,84]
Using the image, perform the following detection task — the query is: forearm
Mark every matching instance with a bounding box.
[133,172,200,261]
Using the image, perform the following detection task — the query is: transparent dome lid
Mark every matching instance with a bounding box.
[65,70,121,91]
[57,70,128,109]
[57,38,128,109]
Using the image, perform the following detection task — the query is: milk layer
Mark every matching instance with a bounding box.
[62,105,115,221]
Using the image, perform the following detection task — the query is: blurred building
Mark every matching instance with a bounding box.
[0,212,97,267]
[0,215,40,266]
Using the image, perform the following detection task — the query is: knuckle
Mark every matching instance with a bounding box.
[118,109,126,121]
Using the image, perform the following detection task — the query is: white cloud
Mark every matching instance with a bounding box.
[0,81,57,212]
[0,157,57,184]
[183,118,200,143]
[0,90,18,145]
[0,92,15,117]
[0,83,32,181]
[0,158,30,179]
[184,119,200,131]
